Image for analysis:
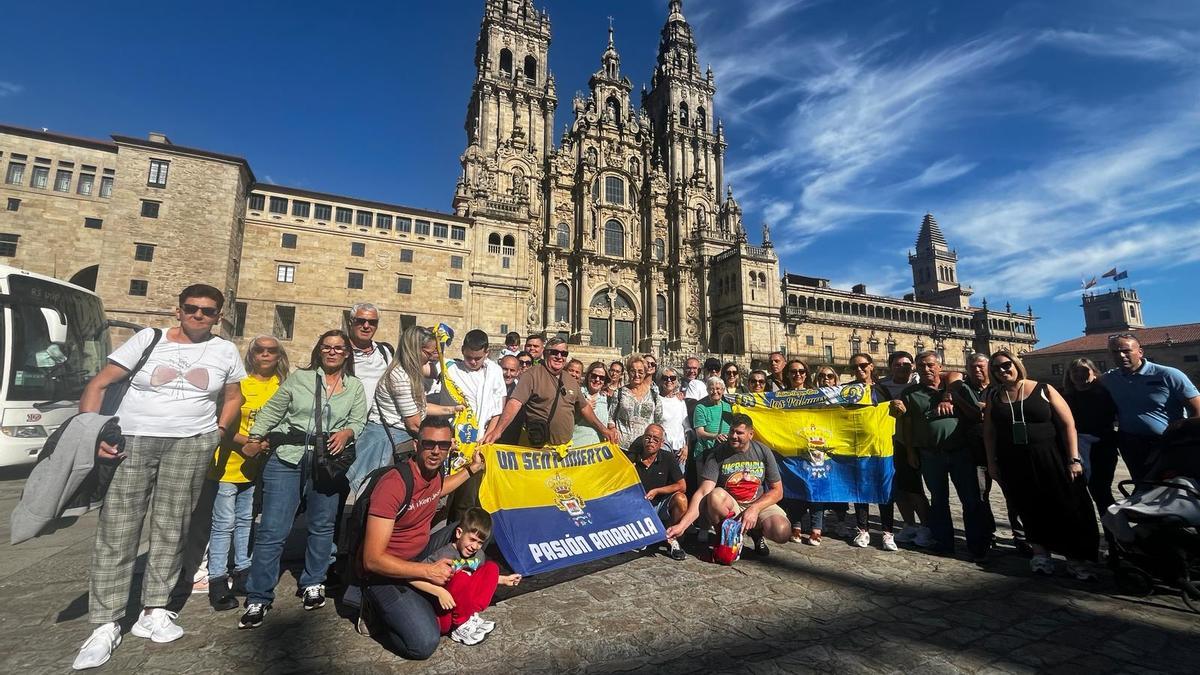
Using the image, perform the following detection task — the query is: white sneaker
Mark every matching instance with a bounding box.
[131,608,184,643]
[881,533,899,552]
[913,527,935,548]
[73,622,121,670]
[451,616,485,645]
[851,529,871,548]
[1066,561,1097,582]
[894,525,919,544]
[471,612,496,634]
[1031,555,1055,576]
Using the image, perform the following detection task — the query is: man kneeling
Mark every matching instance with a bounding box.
[631,424,688,560]
[666,414,790,556]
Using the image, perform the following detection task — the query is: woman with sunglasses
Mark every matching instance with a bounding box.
[239,330,368,628]
[374,326,462,456]
[721,362,747,394]
[781,358,828,544]
[844,354,899,551]
[1062,358,1119,521]
[611,355,664,451]
[746,370,769,393]
[783,359,810,391]
[984,350,1098,580]
[658,367,692,470]
[573,361,613,447]
[204,336,290,610]
[606,360,625,397]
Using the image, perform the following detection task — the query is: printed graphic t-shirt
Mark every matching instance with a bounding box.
[367,461,443,562]
[424,542,485,575]
[700,439,781,504]
[110,328,246,437]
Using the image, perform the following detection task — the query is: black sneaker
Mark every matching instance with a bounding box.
[302,584,326,611]
[238,602,270,629]
[751,533,770,557]
[667,538,687,561]
[208,576,238,612]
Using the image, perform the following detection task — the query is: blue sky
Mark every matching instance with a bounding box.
[3,0,1196,347]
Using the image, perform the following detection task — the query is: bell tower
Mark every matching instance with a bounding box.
[909,213,972,309]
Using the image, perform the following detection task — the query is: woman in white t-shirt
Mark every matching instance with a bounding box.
[658,367,691,471]
[74,285,246,670]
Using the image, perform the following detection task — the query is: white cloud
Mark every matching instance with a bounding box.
[0,82,23,97]
[1041,28,1199,65]
[906,157,978,189]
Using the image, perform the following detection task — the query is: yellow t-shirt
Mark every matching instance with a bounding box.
[209,374,281,483]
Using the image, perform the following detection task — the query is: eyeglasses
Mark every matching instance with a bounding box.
[519,360,533,366]
[181,303,219,318]
[252,346,279,355]
[992,361,1014,372]
[723,370,739,377]
[352,317,379,327]
[646,363,657,369]
[787,369,806,376]
[589,373,607,381]
[662,375,677,382]
[749,378,767,385]
[818,373,837,380]
[418,440,452,451]
[546,348,569,358]
[320,344,348,353]
[644,436,664,444]
[852,362,871,370]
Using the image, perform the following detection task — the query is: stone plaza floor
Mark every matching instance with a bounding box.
[1,463,1198,674]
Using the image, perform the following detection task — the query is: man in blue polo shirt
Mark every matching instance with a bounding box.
[1101,334,1200,481]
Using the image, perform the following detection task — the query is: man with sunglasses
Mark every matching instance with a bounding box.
[1101,334,1200,481]
[482,337,617,447]
[359,416,486,660]
[74,285,246,670]
[346,303,398,493]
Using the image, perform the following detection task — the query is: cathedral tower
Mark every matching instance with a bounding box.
[909,213,972,309]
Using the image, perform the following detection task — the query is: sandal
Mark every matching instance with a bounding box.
[790,527,804,544]
[807,529,822,547]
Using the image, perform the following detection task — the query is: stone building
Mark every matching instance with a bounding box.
[0,0,1038,365]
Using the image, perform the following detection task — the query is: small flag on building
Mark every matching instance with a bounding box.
[1113,270,1129,281]
[1083,277,1098,289]
[1101,268,1118,278]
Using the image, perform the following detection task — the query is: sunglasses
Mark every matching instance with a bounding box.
[352,317,379,327]
[787,369,806,376]
[519,360,533,366]
[181,303,219,318]
[646,363,657,369]
[662,375,677,381]
[852,362,871,369]
[252,346,279,355]
[546,349,569,358]
[723,370,739,376]
[320,344,347,353]
[418,440,452,451]
[992,361,1014,372]
[589,373,607,380]
[750,378,767,385]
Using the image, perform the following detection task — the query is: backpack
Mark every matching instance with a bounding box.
[345,460,415,590]
[376,342,395,363]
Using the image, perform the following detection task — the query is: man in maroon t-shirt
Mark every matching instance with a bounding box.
[360,416,485,660]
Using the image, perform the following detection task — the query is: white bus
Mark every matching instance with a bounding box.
[0,265,133,467]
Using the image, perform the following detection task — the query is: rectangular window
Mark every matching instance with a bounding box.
[100,175,114,198]
[274,305,296,340]
[314,203,332,220]
[605,176,625,205]
[806,335,815,346]
[499,324,509,336]
[399,249,413,263]
[5,162,24,185]
[351,242,366,257]
[134,243,155,262]
[281,233,297,249]
[502,257,510,269]
[0,233,18,257]
[348,271,364,289]
[396,277,413,294]
[589,318,610,347]
[268,196,288,214]
[54,169,72,192]
[276,264,295,283]
[451,225,467,241]
[1051,364,1064,375]
[291,200,310,218]
[415,219,431,235]
[376,214,392,230]
[77,173,94,195]
[128,279,148,296]
[6,198,19,212]
[433,222,449,238]
[450,255,463,269]
[147,159,169,187]
[140,200,160,218]
[233,302,248,338]
[31,166,49,189]
[356,210,373,227]
[84,217,102,229]
[400,314,417,333]
[1096,360,1106,370]
[249,193,265,210]
[824,345,834,361]
[397,217,412,233]
[335,207,353,224]
[448,282,463,300]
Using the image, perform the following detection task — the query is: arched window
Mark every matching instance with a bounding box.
[679,102,689,126]
[604,176,625,205]
[604,220,624,257]
[500,49,513,77]
[656,294,667,332]
[554,283,570,323]
[654,237,665,261]
[697,106,707,130]
[605,96,621,124]
[488,232,501,253]
[524,55,538,85]
[556,222,570,248]
[502,234,515,253]
[759,272,767,286]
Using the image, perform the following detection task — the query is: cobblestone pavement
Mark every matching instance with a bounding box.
[2,463,1198,674]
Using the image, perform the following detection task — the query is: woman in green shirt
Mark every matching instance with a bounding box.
[691,377,732,459]
[238,330,367,628]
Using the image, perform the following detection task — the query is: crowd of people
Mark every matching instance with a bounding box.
[70,287,1200,668]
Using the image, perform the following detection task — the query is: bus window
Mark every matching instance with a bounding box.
[5,276,109,403]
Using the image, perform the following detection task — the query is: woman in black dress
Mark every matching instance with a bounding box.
[984,350,1098,580]
[1062,358,1119,519]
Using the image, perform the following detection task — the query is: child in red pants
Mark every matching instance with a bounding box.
[410,508,521,645]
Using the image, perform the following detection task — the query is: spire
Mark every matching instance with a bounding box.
[915,212,949,252]
[597,20,622,81]
[669,0,684,20]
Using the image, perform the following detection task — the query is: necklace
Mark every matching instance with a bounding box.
[322,372,343,398]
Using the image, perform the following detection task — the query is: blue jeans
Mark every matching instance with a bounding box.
[786,500,825,532]
[919,447,991,556]
[208,481,255,579]
[365,583,442,660]
[347,422,411,494]
[246,452,342,605]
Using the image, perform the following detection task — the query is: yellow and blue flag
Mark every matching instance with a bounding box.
[478,441,664,575]
[729,387,896,503]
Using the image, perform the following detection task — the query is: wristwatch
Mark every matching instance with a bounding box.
[1069,457,1083,465]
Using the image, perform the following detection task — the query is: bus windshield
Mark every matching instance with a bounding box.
[3,276,110,403]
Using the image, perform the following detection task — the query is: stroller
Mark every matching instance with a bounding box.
[1102,426,1200,613]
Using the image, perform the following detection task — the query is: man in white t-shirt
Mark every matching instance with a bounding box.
[681,357,708,400]
[345,303,397,493]
[73,284,246,671]
[445,330,508,520]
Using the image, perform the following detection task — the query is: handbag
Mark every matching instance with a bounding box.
[525,371,562,447]
[312,371,356,486]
